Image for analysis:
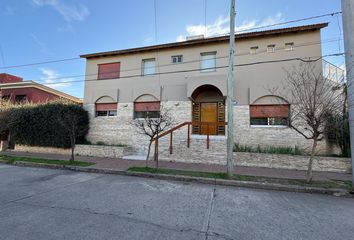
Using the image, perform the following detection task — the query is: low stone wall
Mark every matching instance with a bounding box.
[14,144,133,159]
[234,152,352,173]
[75,144,133,158]
[15,145,71,155]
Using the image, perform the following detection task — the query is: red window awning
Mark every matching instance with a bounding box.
[95,103,117,111]
[250,105,289,118]
[134,101,160,111]
[98,62,120,80]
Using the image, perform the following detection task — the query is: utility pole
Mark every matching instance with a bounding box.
[342,0,354,186]
[226,0,235,178]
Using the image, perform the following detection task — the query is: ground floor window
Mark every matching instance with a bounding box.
[134,101,160,119]
[95,103,117,117]
[250,105,290,126]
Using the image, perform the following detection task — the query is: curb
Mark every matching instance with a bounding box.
[2,160,353,197]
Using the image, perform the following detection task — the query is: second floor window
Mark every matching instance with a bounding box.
[98,62,121,80]
[142,58,156,76]
[15,95,27,103]
[171,55,183,64]
[250,46,259,55]
[267,44,276,53]
[200,52,216,72]
[285,42,294,51]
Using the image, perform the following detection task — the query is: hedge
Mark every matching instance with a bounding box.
[9,102,89,148]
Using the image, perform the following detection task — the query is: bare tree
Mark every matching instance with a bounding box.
[131,107,175,168]
[274,62,344,183]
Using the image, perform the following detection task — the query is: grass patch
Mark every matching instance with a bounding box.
[0,155,94,167]
[128,167,353,190]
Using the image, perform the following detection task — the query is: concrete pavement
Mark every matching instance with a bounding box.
[0,164,354,240]
[3,151,352,181]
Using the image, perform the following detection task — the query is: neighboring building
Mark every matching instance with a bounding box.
[0,73,82,104]
[80,23,343,164]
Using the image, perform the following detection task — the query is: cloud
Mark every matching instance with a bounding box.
[38,68,72,89]
[176,12,283,41]
[30,33,47,53]
[32,0,90,22]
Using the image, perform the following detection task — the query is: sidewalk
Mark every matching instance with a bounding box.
[2,150,352,182]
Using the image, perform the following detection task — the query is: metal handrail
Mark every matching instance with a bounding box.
[153,121,227,161]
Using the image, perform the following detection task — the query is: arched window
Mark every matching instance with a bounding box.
[250,96,290,126]
[134,94,160,119]
[95,96,117,117]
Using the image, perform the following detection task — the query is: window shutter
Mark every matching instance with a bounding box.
[192,102,201,134]
[98,62,120,80]
[143,59,156,75]
[134,101,160,111]
[95,103,117,111]
[217,102,225,135]
[250,105,289,118]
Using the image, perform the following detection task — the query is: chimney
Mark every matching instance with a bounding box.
[186,35,205,41]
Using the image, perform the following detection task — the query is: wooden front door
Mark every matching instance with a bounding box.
[201,103,217,135]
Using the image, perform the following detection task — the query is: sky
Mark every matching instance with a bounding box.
[0,0,345,98]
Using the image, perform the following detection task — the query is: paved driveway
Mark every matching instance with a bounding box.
[0,164,353,240]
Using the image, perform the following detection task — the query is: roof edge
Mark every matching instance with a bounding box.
[0,81,82,103]
[80,22,328,59]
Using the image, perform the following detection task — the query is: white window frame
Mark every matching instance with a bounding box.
[171,55,183,64]
[250,46,259,55]
[285,42,294,51]
[142,58,156,76]
[200,52,216,72]
[95,110,117,117]
[267,44,276,53]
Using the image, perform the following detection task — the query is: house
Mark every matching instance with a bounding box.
[0,73,82,104]
[0,73,82,149]
[80,23,343,164]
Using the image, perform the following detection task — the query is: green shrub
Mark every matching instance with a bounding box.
[9,101,89,148]
[234,143,304,155]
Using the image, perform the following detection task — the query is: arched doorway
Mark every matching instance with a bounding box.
[191,85,225,135]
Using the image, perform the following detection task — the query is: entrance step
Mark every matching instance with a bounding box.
[122,155,150,161]
[158,136,227,165]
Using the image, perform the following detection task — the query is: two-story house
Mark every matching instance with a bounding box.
[80,23,342,164]
[0,73,82,104]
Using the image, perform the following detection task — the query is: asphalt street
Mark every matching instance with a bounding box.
[0,164,353,240]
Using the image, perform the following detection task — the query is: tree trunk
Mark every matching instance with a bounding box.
[146,140,153,168]
[306,139,318,183]
[155,131,159,169]
[70,135,75,162]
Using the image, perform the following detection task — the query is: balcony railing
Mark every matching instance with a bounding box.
[322,59,345,82]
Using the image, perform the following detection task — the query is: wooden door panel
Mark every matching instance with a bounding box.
[201,103,217,135]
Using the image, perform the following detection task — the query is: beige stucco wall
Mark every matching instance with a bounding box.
[81,29,337,158]
[83,30,322,105]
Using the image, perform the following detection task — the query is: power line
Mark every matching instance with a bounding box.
[24,36,343,83]
[16,53,344,86]
[0,57,81,70]
[234,11,342,34]
[0,11,342,71]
